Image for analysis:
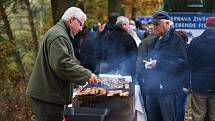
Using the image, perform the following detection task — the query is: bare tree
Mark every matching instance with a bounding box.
[51,0,75,24]
[23,0,39,53]
[0,1,25,74]
[108,0,124,15]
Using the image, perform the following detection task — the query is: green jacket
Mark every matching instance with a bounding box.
[26,20,92,105]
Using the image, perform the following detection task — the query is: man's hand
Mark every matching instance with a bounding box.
[88,73,98,84]
[150,59,157,68]
[145,59,157,69]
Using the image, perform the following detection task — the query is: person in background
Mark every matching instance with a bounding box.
[94,12,118,74]
[136,24,158,116]
[147,24,157,36]
[101,16,138,78]
[135,21,148,40]
[176,30,188,44]
[74,26,96,72]
[140,11,189,121]
[175,30,190,121]
[26,7,98,121]
[136,24,158,84]
[188,16,215,121]
[141,22,150,39]
[90,22,101,39]
[128,20,142,47]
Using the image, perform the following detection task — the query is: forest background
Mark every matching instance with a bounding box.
[0,0,163,121]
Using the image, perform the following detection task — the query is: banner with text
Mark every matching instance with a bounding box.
[136,13,215,41]
[136,13,215,30]
[169,13,214,29]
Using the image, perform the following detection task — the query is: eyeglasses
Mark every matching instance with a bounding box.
[75,17,84,28]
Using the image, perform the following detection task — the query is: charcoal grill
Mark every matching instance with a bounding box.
[73,82,134,121]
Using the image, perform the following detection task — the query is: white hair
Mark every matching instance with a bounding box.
[116,16,129,25]
[159,19,171,23]
[61,7,87,22]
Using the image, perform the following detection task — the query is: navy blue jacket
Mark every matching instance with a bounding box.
[142,28,189,94]
[188,28,215,94]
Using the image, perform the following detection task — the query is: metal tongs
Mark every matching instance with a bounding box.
[79,81,102,92]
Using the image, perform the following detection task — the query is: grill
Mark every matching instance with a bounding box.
[72,75,134,121]
[61,107,109,121]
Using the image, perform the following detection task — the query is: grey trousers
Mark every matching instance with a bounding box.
[191,92,215,121]
[30,97,64,121]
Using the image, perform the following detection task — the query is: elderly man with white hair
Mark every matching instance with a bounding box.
[137,11,189,121]
[100,16,138,78]
[26,7,98,121]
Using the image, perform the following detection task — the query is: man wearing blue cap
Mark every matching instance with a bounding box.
[139,11,189,121]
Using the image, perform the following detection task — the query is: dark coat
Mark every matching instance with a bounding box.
[136,35,158,76]
[79,35,96,72]
[142,28,189,94]
[99,26,138,77]
[73,27,96,72]
[188,28,215,94]
[94,24,115,74]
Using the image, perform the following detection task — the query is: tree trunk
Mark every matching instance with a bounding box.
[108,0,124,15]
[24,0,39,53]
[51,0,75,25]
[162,0,170,11]
[205,0,215,12]
[167,0,214,12]
[0,1,25,75]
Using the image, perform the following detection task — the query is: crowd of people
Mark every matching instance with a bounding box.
[26,6,215,121]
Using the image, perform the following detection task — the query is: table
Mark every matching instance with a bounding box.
[134,85,147,121]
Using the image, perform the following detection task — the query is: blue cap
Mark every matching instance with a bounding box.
[150,11,170,24]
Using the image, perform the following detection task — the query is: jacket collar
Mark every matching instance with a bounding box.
[153,28,175,49]
[114,26,128,33]
[57,20,75,39]
[160,28,174,42]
